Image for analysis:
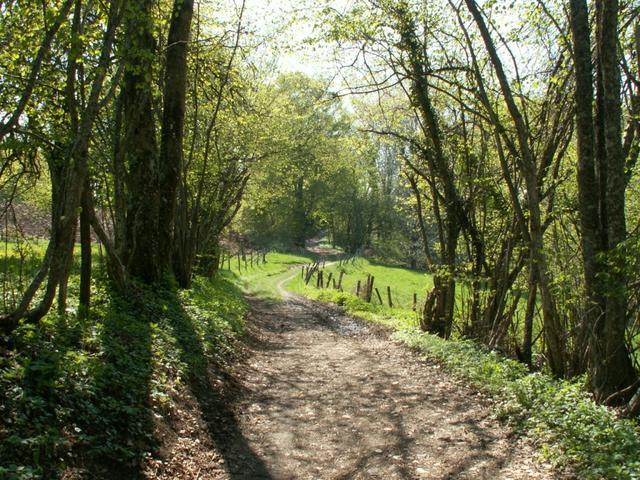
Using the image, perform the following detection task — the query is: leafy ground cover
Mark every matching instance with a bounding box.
[0,271,247,479]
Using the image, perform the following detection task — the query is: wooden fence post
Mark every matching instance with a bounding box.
[387,286,393,308]
[413,293,417,311]
[304,263,317,284]
[365,274,371,300]
[374,287,383,304]
[325,272,333,288]
[356,280,361,297]
[367,275,375,302]
[337,271,344,289]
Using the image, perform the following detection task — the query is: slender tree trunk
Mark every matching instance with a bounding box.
[57,228,77,317]
[392,6,469,337]
[521,260,538,368]
[406,174,434,270]
[112,93,127,255]
[79,180,92,316]
[294,176,306,247]
[465,0,565,376]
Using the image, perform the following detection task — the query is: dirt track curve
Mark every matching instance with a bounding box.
[145,281,564,480]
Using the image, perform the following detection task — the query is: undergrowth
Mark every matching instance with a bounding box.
[0,273,247,479]
[396,330,640,479]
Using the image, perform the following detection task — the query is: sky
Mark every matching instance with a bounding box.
[241,0,353,79]
[214,0,550,103]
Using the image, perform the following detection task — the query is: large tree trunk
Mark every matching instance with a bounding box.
[569,0,637,401]
[569,0,603,373]
[591,0,637,400]
[158,0,194,273]
[121,0,161,282]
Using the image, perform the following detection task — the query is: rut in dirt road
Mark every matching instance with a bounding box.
[215,294,559,480]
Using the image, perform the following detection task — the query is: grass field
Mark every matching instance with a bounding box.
[290,257,433,310]
[227,251,433,326]
[223,250,315,300]
[281,254,543,344]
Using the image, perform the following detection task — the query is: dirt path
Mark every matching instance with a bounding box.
[201,291,559,480]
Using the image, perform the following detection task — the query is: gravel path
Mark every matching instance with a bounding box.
[216,293,558,480]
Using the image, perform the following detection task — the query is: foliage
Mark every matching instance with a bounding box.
[237,73,416,258]
[0,272,247,479]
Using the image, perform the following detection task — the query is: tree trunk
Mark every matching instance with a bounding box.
[293,176,306,247]
[1,0,121,330]
[465,0,566,376]
[521,261,538,368]
[121,0,161,282]
[79,180,92,316]
[591,0,637,400]
[158,0,194,273]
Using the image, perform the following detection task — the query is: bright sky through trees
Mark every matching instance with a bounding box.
[246,0,352,80]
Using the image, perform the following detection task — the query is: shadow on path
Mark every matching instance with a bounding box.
[165,291,273,479]
[228,293,551,480]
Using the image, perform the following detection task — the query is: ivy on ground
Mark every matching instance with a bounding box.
[0,275,247,479]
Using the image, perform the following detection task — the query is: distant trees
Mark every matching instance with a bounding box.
[237,73,414,260]
[239,74,340,247]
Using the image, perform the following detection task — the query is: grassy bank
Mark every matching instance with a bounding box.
[285,256,423,329]
[282,254,640,480]
[0,274,247,479]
